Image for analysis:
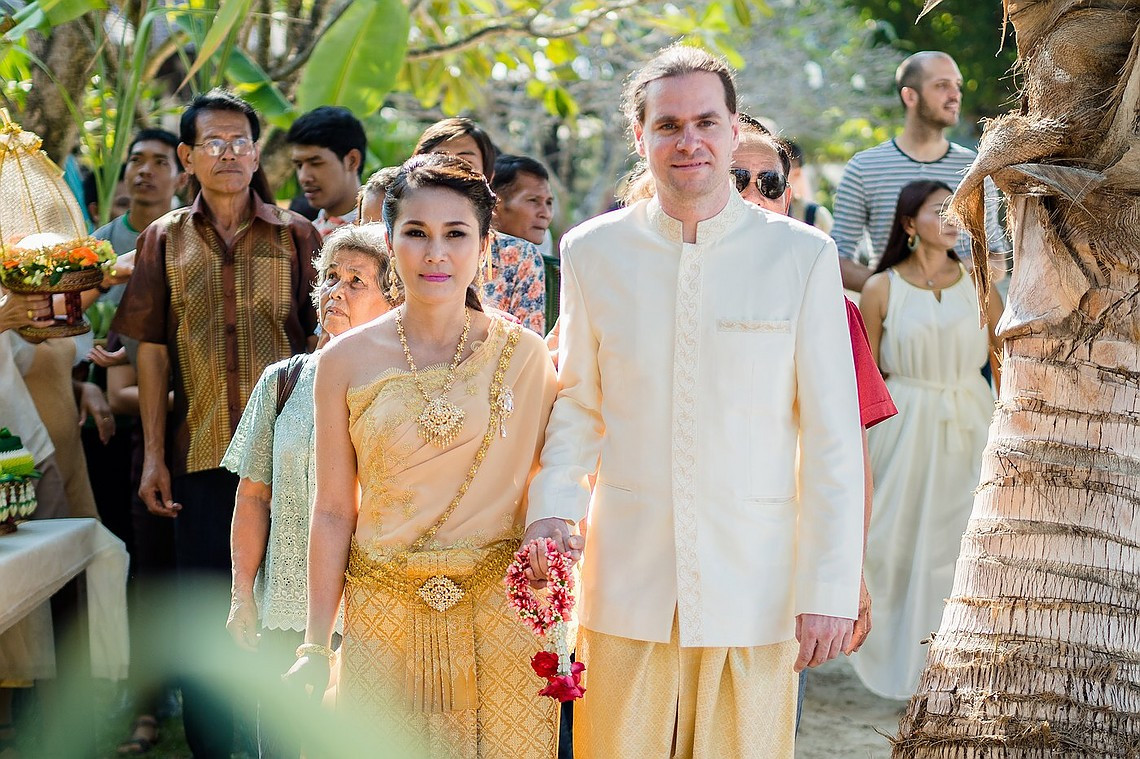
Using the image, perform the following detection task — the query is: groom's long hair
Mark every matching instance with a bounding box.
[622,44,738,128]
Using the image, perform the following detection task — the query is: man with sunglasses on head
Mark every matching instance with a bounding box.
[113,89,320,759]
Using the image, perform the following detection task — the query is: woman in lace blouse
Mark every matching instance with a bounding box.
[221,223,394,756]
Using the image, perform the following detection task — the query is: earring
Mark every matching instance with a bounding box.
[387,265,401,302]
[907,233,920,252]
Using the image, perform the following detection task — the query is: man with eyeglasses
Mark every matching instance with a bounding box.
[113,88,320,759]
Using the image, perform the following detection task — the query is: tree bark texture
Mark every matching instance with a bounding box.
[21,21,94,164]
[895,2,1140,757]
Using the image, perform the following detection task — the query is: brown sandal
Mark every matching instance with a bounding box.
[116,716,159,756]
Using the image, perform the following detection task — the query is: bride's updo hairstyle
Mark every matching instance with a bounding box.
[382,153,498,312]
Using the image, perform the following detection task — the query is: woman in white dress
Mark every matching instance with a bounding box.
[854,180,1003,700]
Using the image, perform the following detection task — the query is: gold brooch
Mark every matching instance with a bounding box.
[495,386,513,438]
[417,575,465,612]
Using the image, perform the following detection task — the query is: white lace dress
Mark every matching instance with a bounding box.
[222,353,319,632]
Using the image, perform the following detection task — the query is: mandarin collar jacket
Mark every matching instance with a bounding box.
[527,189,865,648]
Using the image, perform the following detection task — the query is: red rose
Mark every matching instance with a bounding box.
[531,651,559,679]
[538,673,586,702]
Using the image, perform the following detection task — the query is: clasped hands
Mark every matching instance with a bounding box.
[519,517,585,588]
[230,593,332,700]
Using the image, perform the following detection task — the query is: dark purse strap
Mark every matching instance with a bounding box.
[275,354,307,416]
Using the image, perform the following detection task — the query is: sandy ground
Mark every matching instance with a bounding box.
[796,657,906,759]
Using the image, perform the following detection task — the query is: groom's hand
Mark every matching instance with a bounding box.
[520,517,585,588]
[794,613,853,672]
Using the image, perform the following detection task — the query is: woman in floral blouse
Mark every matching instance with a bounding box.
[412,117,547,334]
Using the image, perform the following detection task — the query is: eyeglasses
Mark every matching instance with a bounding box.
[731,168,787,201]
[193,137,255,157]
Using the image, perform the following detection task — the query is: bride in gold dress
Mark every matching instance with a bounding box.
[286,153,559,757]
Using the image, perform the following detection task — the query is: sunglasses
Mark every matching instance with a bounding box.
[731,168,787,201]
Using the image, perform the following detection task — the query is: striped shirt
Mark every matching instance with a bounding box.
[831,139,1008,267]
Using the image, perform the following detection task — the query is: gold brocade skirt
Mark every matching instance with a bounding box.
[338,538,558,759]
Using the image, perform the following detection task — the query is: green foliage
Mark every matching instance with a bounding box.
[224,50,293,128]
[396,0,770,120]
[1,0,107,41]
[820,117,894,161]
[165,5,293,125]
[362,108,423,170]
[846,0,1018,126]
[721,0,902,164]
[295,0,409,115]
[1,0,772,216]
[178,0,253,88]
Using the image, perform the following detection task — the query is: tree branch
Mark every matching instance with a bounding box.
[283,0,303,57]
[405,0,642,60]
[255,0,271,69]
[267,0,352,81]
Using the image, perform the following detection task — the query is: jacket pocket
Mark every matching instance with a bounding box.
[716,319,791,334]
[744,494,796,506]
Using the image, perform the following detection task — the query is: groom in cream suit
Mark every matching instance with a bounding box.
[524,45,864,758]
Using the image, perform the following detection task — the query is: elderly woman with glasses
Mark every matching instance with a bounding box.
[222,223,396,758]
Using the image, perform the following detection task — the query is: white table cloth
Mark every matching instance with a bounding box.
[0,518,129,679]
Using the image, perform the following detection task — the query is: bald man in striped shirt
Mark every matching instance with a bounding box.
[831,51,1008,291]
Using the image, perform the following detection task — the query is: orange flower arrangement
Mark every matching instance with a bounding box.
[0,236,115,289]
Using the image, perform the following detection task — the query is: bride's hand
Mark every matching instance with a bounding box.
[519,518,585,589]
[283,655,331,700]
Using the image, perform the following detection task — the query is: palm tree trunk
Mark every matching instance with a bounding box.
[894,2,1140,757]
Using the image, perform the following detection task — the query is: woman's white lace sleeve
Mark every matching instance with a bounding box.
[221,363,276,484]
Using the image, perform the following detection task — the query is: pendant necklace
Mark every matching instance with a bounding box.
[911,262,936,288]
[396,307,472,448]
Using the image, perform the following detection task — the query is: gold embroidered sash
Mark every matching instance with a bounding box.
[345,538,517,713]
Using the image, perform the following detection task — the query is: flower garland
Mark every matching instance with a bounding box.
[0,237,115,288]
[505,538,586,702]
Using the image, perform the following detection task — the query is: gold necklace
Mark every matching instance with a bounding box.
[396,307,472,448]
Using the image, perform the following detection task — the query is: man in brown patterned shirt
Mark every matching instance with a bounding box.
[113,89,319,759]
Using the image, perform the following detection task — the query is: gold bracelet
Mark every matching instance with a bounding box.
[295,642,336,660]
